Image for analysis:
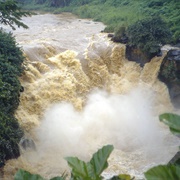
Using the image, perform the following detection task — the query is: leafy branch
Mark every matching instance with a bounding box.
[0,0,31,30]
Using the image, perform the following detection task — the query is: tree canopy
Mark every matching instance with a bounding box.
[0,28,25,167]
[0,0,29,167]
[0,0,31,30]
[127,16,172,55]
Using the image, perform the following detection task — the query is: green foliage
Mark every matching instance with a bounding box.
[0,0,31,30]
[14,169,67,180]
[0,29,25,167]
[0,111,23,167]
[127,16,172,55]
[90,145,114,177]
[14,145,133,180]
[144,165,180,180]
[0,29,24,75]
[65,144,114,179]
[159,113,180,136]
[47,0,72,7]
[70,0,91,6]
[0,29,25,114]
[160,60,177,82]
[143,113,180,180]
[0,5,27,164]
[14,169,44,180]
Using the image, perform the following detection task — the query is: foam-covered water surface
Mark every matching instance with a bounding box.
[3,13,179,179]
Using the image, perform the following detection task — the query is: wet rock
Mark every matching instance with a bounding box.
[107,33,114,38]
[125,45,151,67]
[168,151,180,165]
[169,82,180,105]
[19,137,36,151]
[158,49,180,108]
[166,49,180,61]
[111,34,128,44]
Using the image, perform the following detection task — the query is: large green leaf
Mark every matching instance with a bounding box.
[14,169,44,180]
[65,157,92,180]
[65,145,114,180]
[50,172,68,180]
[90,145,114,178]
[144,165,180,180]
[159,113,180,135]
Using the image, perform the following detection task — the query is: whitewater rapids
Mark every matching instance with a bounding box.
[2,13,180,179]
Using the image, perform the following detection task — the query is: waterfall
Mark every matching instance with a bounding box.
[3,13,179,179]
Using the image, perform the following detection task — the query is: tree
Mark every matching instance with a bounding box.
[0,0,29,167]
[127,16,172,56]
[47,0,71,7]
[0,28,25,167]
[0,111,23,167]
[0,0,31,30]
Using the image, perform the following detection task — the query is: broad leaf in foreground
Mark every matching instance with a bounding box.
[144,165,180,180]
[14,169,44,180]
[90,145,114,178]
[65,145,114,180]
[65,156,92,179]
[159,113,180,135]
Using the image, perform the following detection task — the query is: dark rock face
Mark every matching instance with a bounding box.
[108,33,128,44]
[19,137,36,151]
[111,35,128,44]
[109,30,180,107]
[167,49,180,61]
[125,45,152,67]
[159,49,180,108]
[168,151,180,165]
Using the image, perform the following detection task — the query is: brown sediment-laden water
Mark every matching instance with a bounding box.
[2,13,180,179]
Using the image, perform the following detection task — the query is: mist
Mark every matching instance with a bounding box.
[32,87,178,173]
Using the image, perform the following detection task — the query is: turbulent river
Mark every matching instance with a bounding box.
[2,13,180,179]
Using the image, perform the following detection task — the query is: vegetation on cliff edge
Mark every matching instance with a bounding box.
[0,0,30,167]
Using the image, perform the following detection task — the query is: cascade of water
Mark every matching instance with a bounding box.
[3,13,179,179]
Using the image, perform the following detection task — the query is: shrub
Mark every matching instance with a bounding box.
[0,111,23,167]
[127,16,172,56]
[0,29,25,114]
[0,30,24,76]
[0,29,24,167]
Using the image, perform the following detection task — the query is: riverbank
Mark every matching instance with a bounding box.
[19,0,180,43]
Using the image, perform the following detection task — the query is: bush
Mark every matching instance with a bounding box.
[0,29,25,114]
[0,111,23,167]
[0,30,24,76]
[0,29,24,167]
[127,16,172,56]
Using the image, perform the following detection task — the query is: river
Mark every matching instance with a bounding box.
[3,13,180,179]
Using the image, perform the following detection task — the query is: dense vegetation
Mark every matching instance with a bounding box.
[0,0,31,29]
[0,0,30,167]
[126,16,172,57]
[0,29,24,167]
